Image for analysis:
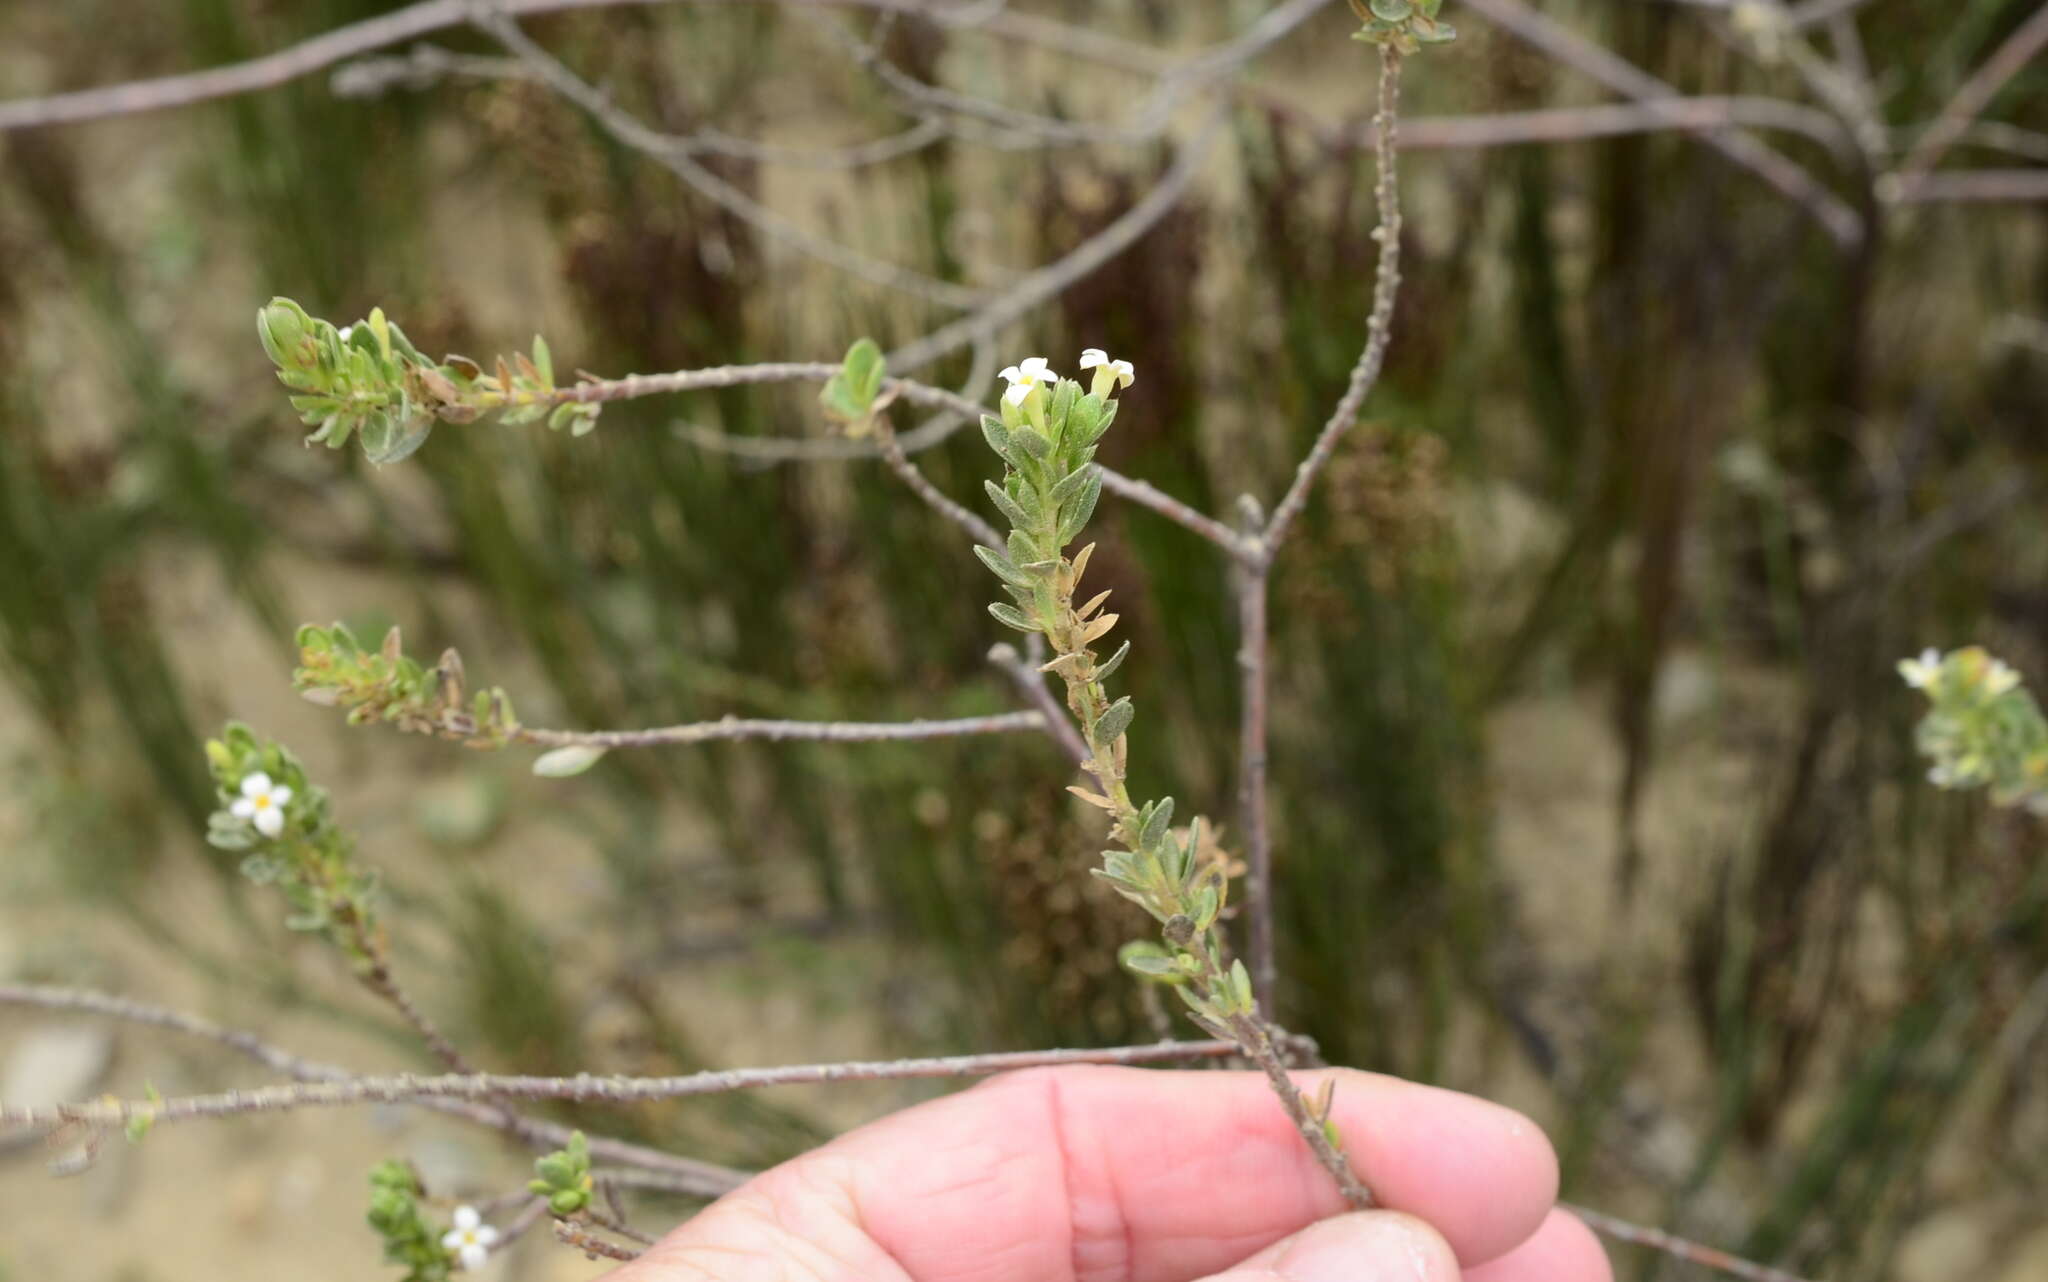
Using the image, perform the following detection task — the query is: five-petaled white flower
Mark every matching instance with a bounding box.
[1000,357,1057,407]
[1898,648,1942,691]
[442,1206,500,1272]
[1079,348,1135,391]
[230,772,293,839]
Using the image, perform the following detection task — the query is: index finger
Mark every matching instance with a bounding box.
[616,1064,1558,1282]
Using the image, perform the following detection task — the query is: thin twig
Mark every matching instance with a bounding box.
[0,984,745,1195]
[1565,1204,1818,1282]
[1228,1014,1374,1210]
[1262,46,1404,556]
[553,1219,645,1262]
[874,416,1003,550]
[335,42,953,171]
[1458,0,1864,247]
[0,1039,1264,1132]
[0,0,997,133]
[884,108,1227,373]
[1098,470,1254,558]
[585,1203,658,1245]
[0,985,1826,1280]
[1234,501,1277,1014]
[1383,97,1851,154]
[594,368,1250,552]
[1891,1,2048,194]
[515,710,1045,751]
[475,6,985,309]
[987,643,1090,768]
[495,1196,554,1248]
[1884,169,2048,204]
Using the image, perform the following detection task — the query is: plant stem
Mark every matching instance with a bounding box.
[1262,45,1405,553]
[1228,1013,1374,1210]
[1235,521,1277,1015]
[0,1039,1270,1132]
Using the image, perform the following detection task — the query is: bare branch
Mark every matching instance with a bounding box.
[1234,513,1277,1014]
[1387,97,1852,154]
[874,415,1004,549]
[1458,0,1864,247]
[1891,1,2048,193]
[553,1219,645,1262]
[0,984,745,1195]
[474,7,986,309]
[1565,1204,1818,1282]
[1097,470,1255,558]
[557,360,1250,553]
[0,0,994,133]
[515,710,1047,751]
[0,1039,1258,1132]
[884,108,1228,373]
[334,43,949,171]
[987,642,1090,768]
[1885,168,2048,204]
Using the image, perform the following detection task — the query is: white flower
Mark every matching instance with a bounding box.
[999,356,1057,407]
[442,1206,500,1272]
[229,772,294,839]
[1079,347,1135,390]
[336,325,354,343]
[1986,658,2021,696]
[1898,648,1942,691]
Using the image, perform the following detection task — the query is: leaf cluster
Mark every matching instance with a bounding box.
[204,721,379,952]
[817,338,890,436]
[1905,646,2048,813]
[257,297,599,465]
[366,1160,454,1282]
[1348,0,1456,51]
[295,622,519,746]
[528,1131,595,1216]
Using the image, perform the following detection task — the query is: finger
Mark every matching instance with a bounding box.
[1465,1210,1612,1282]
[1193,1211,1461,1282]
[610,1064,1555,1282]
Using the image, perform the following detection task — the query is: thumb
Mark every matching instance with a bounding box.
[1198,1210,1462,1282]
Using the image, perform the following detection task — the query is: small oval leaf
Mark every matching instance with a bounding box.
[532,744,608,777]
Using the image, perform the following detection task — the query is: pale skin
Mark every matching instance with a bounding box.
[603,1066,1612,1282]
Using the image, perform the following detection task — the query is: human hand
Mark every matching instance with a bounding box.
[602,1065,1610,1282]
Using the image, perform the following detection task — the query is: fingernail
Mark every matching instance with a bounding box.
[1274,1212,1457,1282]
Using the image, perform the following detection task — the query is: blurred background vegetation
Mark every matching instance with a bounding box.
[1,1,2046,1279]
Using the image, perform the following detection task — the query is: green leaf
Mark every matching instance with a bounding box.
[818,375,864,423]
[973,544,1035,588]
[1118,940,1189,982]
[1056,467,1104,545]
[531,334,554,387]
[1045,379,1079,449]
[1228,958,1255,1011]
[1049,463,1096,507]
[1095,640,1131,681]
[843,337,886,404]
[987,602,1040,634]
[532,744,608,777]
[983,479,1035,531]
[980,414,1010,459]
[1140,796,1174,850]
[1007,529,1044,567]
[1093,696,1134,745]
